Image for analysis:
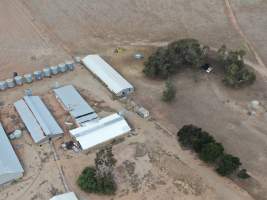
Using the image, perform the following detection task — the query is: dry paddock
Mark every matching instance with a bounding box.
[0,63,258,200]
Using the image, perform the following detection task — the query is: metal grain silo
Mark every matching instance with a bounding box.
[14,76,24,86]
[65,61,74,71]
[6,79,15,88]
[0,81,7,91]
[33,71,43,80]
[43,68,51,77]
[50,66,59,75]
[24,74,33,83]
[58,63,67,73]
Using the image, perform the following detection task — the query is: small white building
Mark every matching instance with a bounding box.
[50,192,78,200]
[82,54,134,97]
[70,113,131,150]
[0,123,24,185]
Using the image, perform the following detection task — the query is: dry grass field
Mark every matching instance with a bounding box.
[0,0,267,200]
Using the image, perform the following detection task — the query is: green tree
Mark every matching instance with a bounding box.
[77,147,117,195]
[223,63,256,87]
[237,169,250,179]
[200,143,224,162]
[177,125,202,147]
[162,79,176,102]
[77,167,97,192]
[192,131,215,153]
[216,154,241,176]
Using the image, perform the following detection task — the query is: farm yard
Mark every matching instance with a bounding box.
[0,0,267,200]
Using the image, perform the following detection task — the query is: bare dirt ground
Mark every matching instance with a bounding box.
[1,0,262,80]
[0,66,256,200]
[0,0,267,200]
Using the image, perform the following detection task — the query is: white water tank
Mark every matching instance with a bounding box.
[6,79,15,88]
[0,81,7,91]
[34,71,43,80]
[14,76,24,86]
[50,66,59,75]
[58,63,67,73]
[24,74,33,83]
[43,68,51,77]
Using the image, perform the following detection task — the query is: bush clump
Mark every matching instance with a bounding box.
[77,147,117,195]
[177,125,246,178]
[143,39,207,78]
[217,45,256,87]
[216,154,241,176]
[162,79,176,102]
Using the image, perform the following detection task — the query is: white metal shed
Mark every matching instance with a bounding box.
[50,192,78,200]
[82,55,134,96]
[70,113,131,150]
[14,96,63,144]
[0,123,24,185]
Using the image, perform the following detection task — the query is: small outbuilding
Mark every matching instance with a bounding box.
[53,85,98,126]
[50,192,78,200]
[0,123,24,185]
[82,54,134,97]
[70,113,131,150]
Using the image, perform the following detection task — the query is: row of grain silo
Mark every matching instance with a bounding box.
[0,61,75,91]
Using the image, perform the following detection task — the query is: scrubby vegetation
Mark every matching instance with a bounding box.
[143,39,256,88]
[143,39,207,78]
[162,79,176,102]
[177,125,245,177]
[217,45,256,87]
[77,147,117,195]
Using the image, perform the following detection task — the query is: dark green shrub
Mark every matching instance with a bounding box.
[200,143,224,162]
[143,39,206,79]
[77,167,97,192]
[237,169,250,179]
[223,64,256,87]
[216,154,241,176]
[192,131,215,153]
[162,79,176,102]
[77,147,117,195]
[177,125,202,147]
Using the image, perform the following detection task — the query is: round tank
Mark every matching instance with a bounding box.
[6,79,15,88]
[58,63,67,73]
[24,74,33,83]
[65,61,74,71]
[33,71,43,80]
[0,81,7,91]
[43,68,51,77]
[50,66,59,75]
[14,76,24,86]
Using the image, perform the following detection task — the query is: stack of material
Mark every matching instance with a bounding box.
[0,123,24,185]
[14,96,63,144]
[70,113,131,150]
[53,85,98,126]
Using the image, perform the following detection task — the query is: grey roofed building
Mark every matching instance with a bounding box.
[53,85,98,126]
[82,55,134,97]
[14,96,63,144]
[0,123,24,185]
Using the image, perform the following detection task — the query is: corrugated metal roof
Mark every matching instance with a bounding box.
[70,113,131,150]
[82,55,134,96]
[53,85,97,125]
[14,96,63,144]
[0,123,24,185]
[14,99,47,144]
[50,192,78,200]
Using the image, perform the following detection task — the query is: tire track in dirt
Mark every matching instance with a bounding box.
[224,0,266,73]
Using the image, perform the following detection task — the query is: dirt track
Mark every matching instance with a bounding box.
[0,1,267,200]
